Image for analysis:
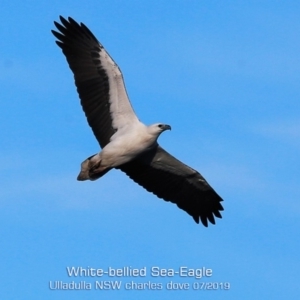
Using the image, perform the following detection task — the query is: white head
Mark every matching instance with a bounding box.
[147,123,171,138]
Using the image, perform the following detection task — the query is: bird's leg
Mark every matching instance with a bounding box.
[90,160,113,181]
[88,160,108,179]
[77,153,101,181]
[90,161,101,172]
[77,153,111,181]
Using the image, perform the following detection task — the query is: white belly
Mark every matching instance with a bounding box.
[99,124,156,167]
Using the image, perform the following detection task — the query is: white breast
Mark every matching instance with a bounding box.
[100,122,157,167]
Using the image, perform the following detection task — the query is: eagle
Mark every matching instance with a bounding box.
[52,16,223,226]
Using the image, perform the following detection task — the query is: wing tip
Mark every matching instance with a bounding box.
[52,16,99,45]
[192,208,223,227]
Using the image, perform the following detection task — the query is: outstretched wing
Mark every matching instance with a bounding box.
[52,16,139,148]
[118,146,223,227]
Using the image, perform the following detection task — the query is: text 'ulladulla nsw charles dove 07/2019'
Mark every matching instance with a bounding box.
[51,16,224,227]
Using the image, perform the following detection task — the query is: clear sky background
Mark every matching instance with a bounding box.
[1,0,299,299]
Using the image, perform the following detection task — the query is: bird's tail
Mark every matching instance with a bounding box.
[77,154,111,181]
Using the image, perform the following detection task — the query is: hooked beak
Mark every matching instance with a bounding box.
[163,124,171,131]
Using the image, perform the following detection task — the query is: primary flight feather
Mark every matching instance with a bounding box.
[52,16,224,227]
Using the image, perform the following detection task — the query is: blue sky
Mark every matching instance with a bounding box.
[1,0,300,299]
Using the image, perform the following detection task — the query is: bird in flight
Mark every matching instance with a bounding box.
[52,16,223,227]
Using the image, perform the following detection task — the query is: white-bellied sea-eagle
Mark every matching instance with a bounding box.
[52,16,224,227]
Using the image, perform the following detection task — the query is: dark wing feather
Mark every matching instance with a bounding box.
[52,16,138,148]
[118,146,223,227]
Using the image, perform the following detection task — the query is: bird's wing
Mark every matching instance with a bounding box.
[52,16,139,148]
[118,145,223,226]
